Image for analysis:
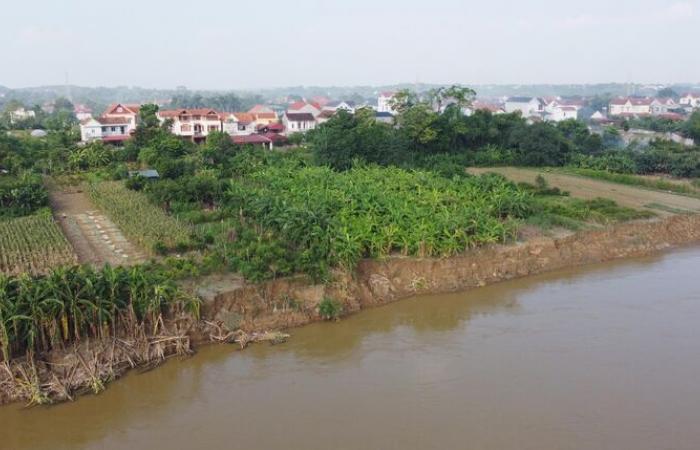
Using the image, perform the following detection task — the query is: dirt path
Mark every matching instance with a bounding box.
[469,167,700,216]
[49,186,147,266]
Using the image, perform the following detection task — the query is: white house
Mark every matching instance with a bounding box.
[608,97,653,116]
[590,111,609,122]
[377,92,397,114]
[323,101,356,114]
[679,93,700,109]
[545,106,578,122]
[504,97,545,116]
[650,98,678,115]
[283,112,316,134]
[221,112,257,136]
[8,107,36,124]
[80,116,132,143]
[158,108,222,141]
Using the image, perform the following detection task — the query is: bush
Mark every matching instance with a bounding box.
[318,297,342,320]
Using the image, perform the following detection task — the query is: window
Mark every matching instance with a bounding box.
[181,124,192,132]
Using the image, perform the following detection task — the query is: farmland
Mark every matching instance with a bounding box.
[87,181,193,254]
[0,211,77,275]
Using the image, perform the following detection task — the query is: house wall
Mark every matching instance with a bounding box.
[377,96,396,114]
[80,124,102,141]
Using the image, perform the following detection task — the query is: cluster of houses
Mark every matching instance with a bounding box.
[77,90,700,145]
[78,96,399,146]
[593,92,699,122]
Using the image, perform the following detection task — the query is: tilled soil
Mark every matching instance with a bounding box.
[469,167,700,216]
[49,187,147,266]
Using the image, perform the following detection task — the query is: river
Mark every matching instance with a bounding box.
[3,246,700,450]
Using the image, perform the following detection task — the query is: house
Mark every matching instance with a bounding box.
[650,98,678,115]
[471,101,505,115]
[288,101,322,117]
[8,107,36,124]
[248,104,275,115]
[158,108,222,141]
[590,111,610,123]
[315,109,336,125]
[252,111,278,126]
[504,97,545,116]
[323,101,356,114]
[608,97,653,116]
[232,134,273,150]
[545,106,578,122]
[283,112,316,134]
[222,112,257,136]
[679,93,700,109]
[73,104,93,121]
[377,92,397,114]
[102,103,141,132]
[80,116,132,143]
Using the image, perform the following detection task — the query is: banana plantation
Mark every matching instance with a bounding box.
[0,265,200,362]
[217,161,533,280]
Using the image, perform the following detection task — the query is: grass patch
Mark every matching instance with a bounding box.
[644,203,693,215]
[563,168,700,197]
[529,196,655,230]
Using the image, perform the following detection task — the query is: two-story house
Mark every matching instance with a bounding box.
[504,97,545,117]
[288,101,321,117]
[283,112,316,134]
[608,97,653,116]
[377,92,397,114]
[158,108,222,142]
[680,93,700,109]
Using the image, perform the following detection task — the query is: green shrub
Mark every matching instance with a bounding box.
[318,297,342,320]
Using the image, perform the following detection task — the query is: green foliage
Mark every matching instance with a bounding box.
[540,197,654,224]
[318,297,342,320]
[0,174,49,217]
[0,210,77,275]
[0,264,200,362]
[87,181,193,254]
[220,159,531,281]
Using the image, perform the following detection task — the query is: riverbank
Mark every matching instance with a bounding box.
[3,214,700,406]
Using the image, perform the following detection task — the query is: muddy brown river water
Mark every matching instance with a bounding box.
[3,246,700,450]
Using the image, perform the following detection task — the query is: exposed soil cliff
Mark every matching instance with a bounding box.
[3,214,700,405]
[204,215,700,332]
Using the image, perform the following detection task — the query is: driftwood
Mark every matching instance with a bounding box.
[204,321,290,349]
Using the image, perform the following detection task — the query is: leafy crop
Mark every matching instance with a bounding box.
[0,264,200,362]
[87,181,193,254]
[220,163,532,281]
[0,211,77,275]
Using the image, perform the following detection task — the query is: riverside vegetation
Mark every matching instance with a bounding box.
[0,87,694,404]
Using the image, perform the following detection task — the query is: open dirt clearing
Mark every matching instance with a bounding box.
[469,167,700,216]
[49,186,147,266]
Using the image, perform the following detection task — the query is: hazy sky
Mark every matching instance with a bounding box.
[3,0,699,89]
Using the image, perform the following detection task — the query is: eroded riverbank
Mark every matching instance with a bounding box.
[3,244,700,450]
[2,214,700,405]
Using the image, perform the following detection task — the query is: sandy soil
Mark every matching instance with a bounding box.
[49,186,147,266]
[468,167,700,216]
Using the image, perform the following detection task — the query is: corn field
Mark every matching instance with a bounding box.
[0,264,200,362]
[87,181,192,254]
[0,212,77,276]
